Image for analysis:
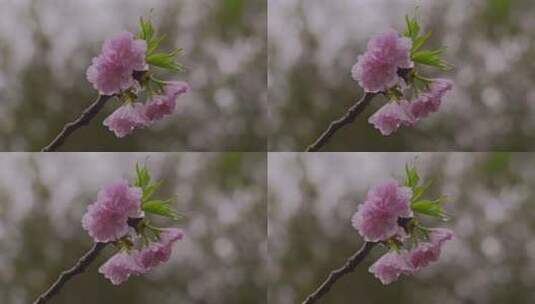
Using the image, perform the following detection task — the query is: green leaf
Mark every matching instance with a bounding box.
[147,49,184,71]
[404,164,420,188]
[411,31,432,54]
[147,34,166,55]
[134,163,151,189]
[412,49,452,70]
[411,180,432,203]
[136,17,167,56]
[412,48,442,63]
[141,181,161,203]
[411,198,448,219]
[137,15,185,71]
[138,17,155,41]
[142,199,180,220]
[403,15,420,40]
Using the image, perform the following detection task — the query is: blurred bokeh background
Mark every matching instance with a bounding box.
[269,0,535,151]
[269,152,535,303]
[0,0,267,151]
[0,152,267,304]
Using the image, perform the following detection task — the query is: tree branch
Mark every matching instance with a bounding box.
[301,241,377,304]
[41,94,112,152]
[32,242,108,304]
[32,218,143,304]
[306,93,378,152]
[40,71,149,152]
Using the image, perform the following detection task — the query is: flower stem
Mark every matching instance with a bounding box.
[301,242,377,304]
[41,94,112,152]
[32,242,108,304]
[41,71,146,151]
[306,93,378,152]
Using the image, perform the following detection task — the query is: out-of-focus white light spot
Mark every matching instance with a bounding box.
[483,199,507,223]
[481,87,503,110]
[481,236,502,258]
[217,200,240,225]
[457,215,475,237]
[484,47,507,74]
[214,88,236,110]
[214,237,235,260]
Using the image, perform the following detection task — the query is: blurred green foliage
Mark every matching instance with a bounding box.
[217,0,246,30]
[484,0,511,24]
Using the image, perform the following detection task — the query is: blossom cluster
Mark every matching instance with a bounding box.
[351,17,453,136]
[86,19,189,138]
[87,32,148,96]
[82,165,183,285]
[367,228,452,284]
[351,167,453,285]
[351,30,413,93]
[102,81,189,138]
[352,180,412,242]
[99,228,184,285]
[368,78,453,136]
[82,179,141,242]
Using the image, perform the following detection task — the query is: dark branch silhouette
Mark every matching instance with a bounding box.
[32,242,108,304]
[306,93,378,152]
[306,69,412,152]
[33,218,143,304]
[41,95,113,152]
[302,242,377,304]
[41,71,147,152]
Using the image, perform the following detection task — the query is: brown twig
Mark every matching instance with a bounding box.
[305,69,413,152]
[32,218,143,304]
[305,93,378,152]
[41,71,148,152]
[32,242,108,304]
[41,94,112,152]
[302,242,377,304]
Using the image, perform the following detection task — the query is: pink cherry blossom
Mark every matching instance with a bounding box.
[103,103,150,138]
[164,81,190,97]
[429,78,453,96]
[81,179,142,242]
[406,93,439,119]
[352,53,399,93]
[98,228,184,285]
[408,79,453,119]
[352,179,413,242]
[367,30,413,70]
[428,228,453,246]
[135,228,185,270]
[407,228,453,271]
[144,82,190,123]
[368,101,416,136]
[99,252,144,285]
[352,30,412,93]
[370,229,452,284]
[369,251,412,285]
[87,31,147,95]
